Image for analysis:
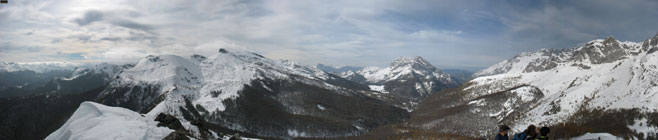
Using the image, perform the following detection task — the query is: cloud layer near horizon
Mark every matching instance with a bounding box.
[1,0,657,68]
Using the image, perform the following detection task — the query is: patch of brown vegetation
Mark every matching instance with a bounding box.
[549,108,658,140]
[298,124,479,140]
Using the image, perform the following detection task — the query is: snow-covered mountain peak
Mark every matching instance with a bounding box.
[344,56,457,109]
[204,48,329,80]
[119,54,202,84]
[189,54,207,63]
[389,56,434,69]
[66,63,131,81]
[216,48,265,61]
[358,56,448,84]
[603,35,617,44]
[474,36,648,77]
[642,32,658,52]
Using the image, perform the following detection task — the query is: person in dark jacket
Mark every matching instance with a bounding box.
[535,127,550,140]
[495,125,511,140]
[513,125,536,140]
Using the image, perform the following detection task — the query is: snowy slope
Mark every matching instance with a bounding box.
[107,49,335,116]
[426,34,658,137]
[45,101,173,140]
[65,63,132,81]
[572,133,623,140]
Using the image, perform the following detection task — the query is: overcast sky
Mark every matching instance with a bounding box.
[1,0,657,69]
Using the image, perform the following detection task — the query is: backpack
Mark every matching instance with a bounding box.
[513,132,527,140]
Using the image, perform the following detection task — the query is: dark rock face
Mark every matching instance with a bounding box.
[228,134,242,140]
[190,54,207,62]
[147,55,163,62]
[95,84,165,113]
[523,50,560,73]
[156,113,193,140]
[155,113,185,131]
[581,36,629,64]
[644,33,658,53]
[219,48,228,53]
[163,131,190,140]
[651,33,658,47]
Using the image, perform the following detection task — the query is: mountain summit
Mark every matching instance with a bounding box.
[339,56,458,110]
[475,35,643,77]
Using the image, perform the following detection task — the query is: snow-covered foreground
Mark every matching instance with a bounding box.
[45,101,173,140]
[571,133,623,140]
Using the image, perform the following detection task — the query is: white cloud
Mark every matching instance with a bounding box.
[98,47,149,63]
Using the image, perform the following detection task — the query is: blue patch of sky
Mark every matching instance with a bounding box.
[67,53,85,60]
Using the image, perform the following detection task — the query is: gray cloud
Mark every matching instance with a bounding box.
[100,37,121,42]
[495,0,658,50]
[0,42,42,52]
[74,10,104,26]
[50,39,62,44]
[110,19,154,33]
[68,35,93,43]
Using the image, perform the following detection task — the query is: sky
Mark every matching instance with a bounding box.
[1,0,657,69]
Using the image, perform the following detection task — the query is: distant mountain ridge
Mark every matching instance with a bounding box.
[323,56,461,110]
[0,61,78,73]
[315,64,363,74]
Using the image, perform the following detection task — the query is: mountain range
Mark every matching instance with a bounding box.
[377,34,658,139]
[1,33,658,139]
